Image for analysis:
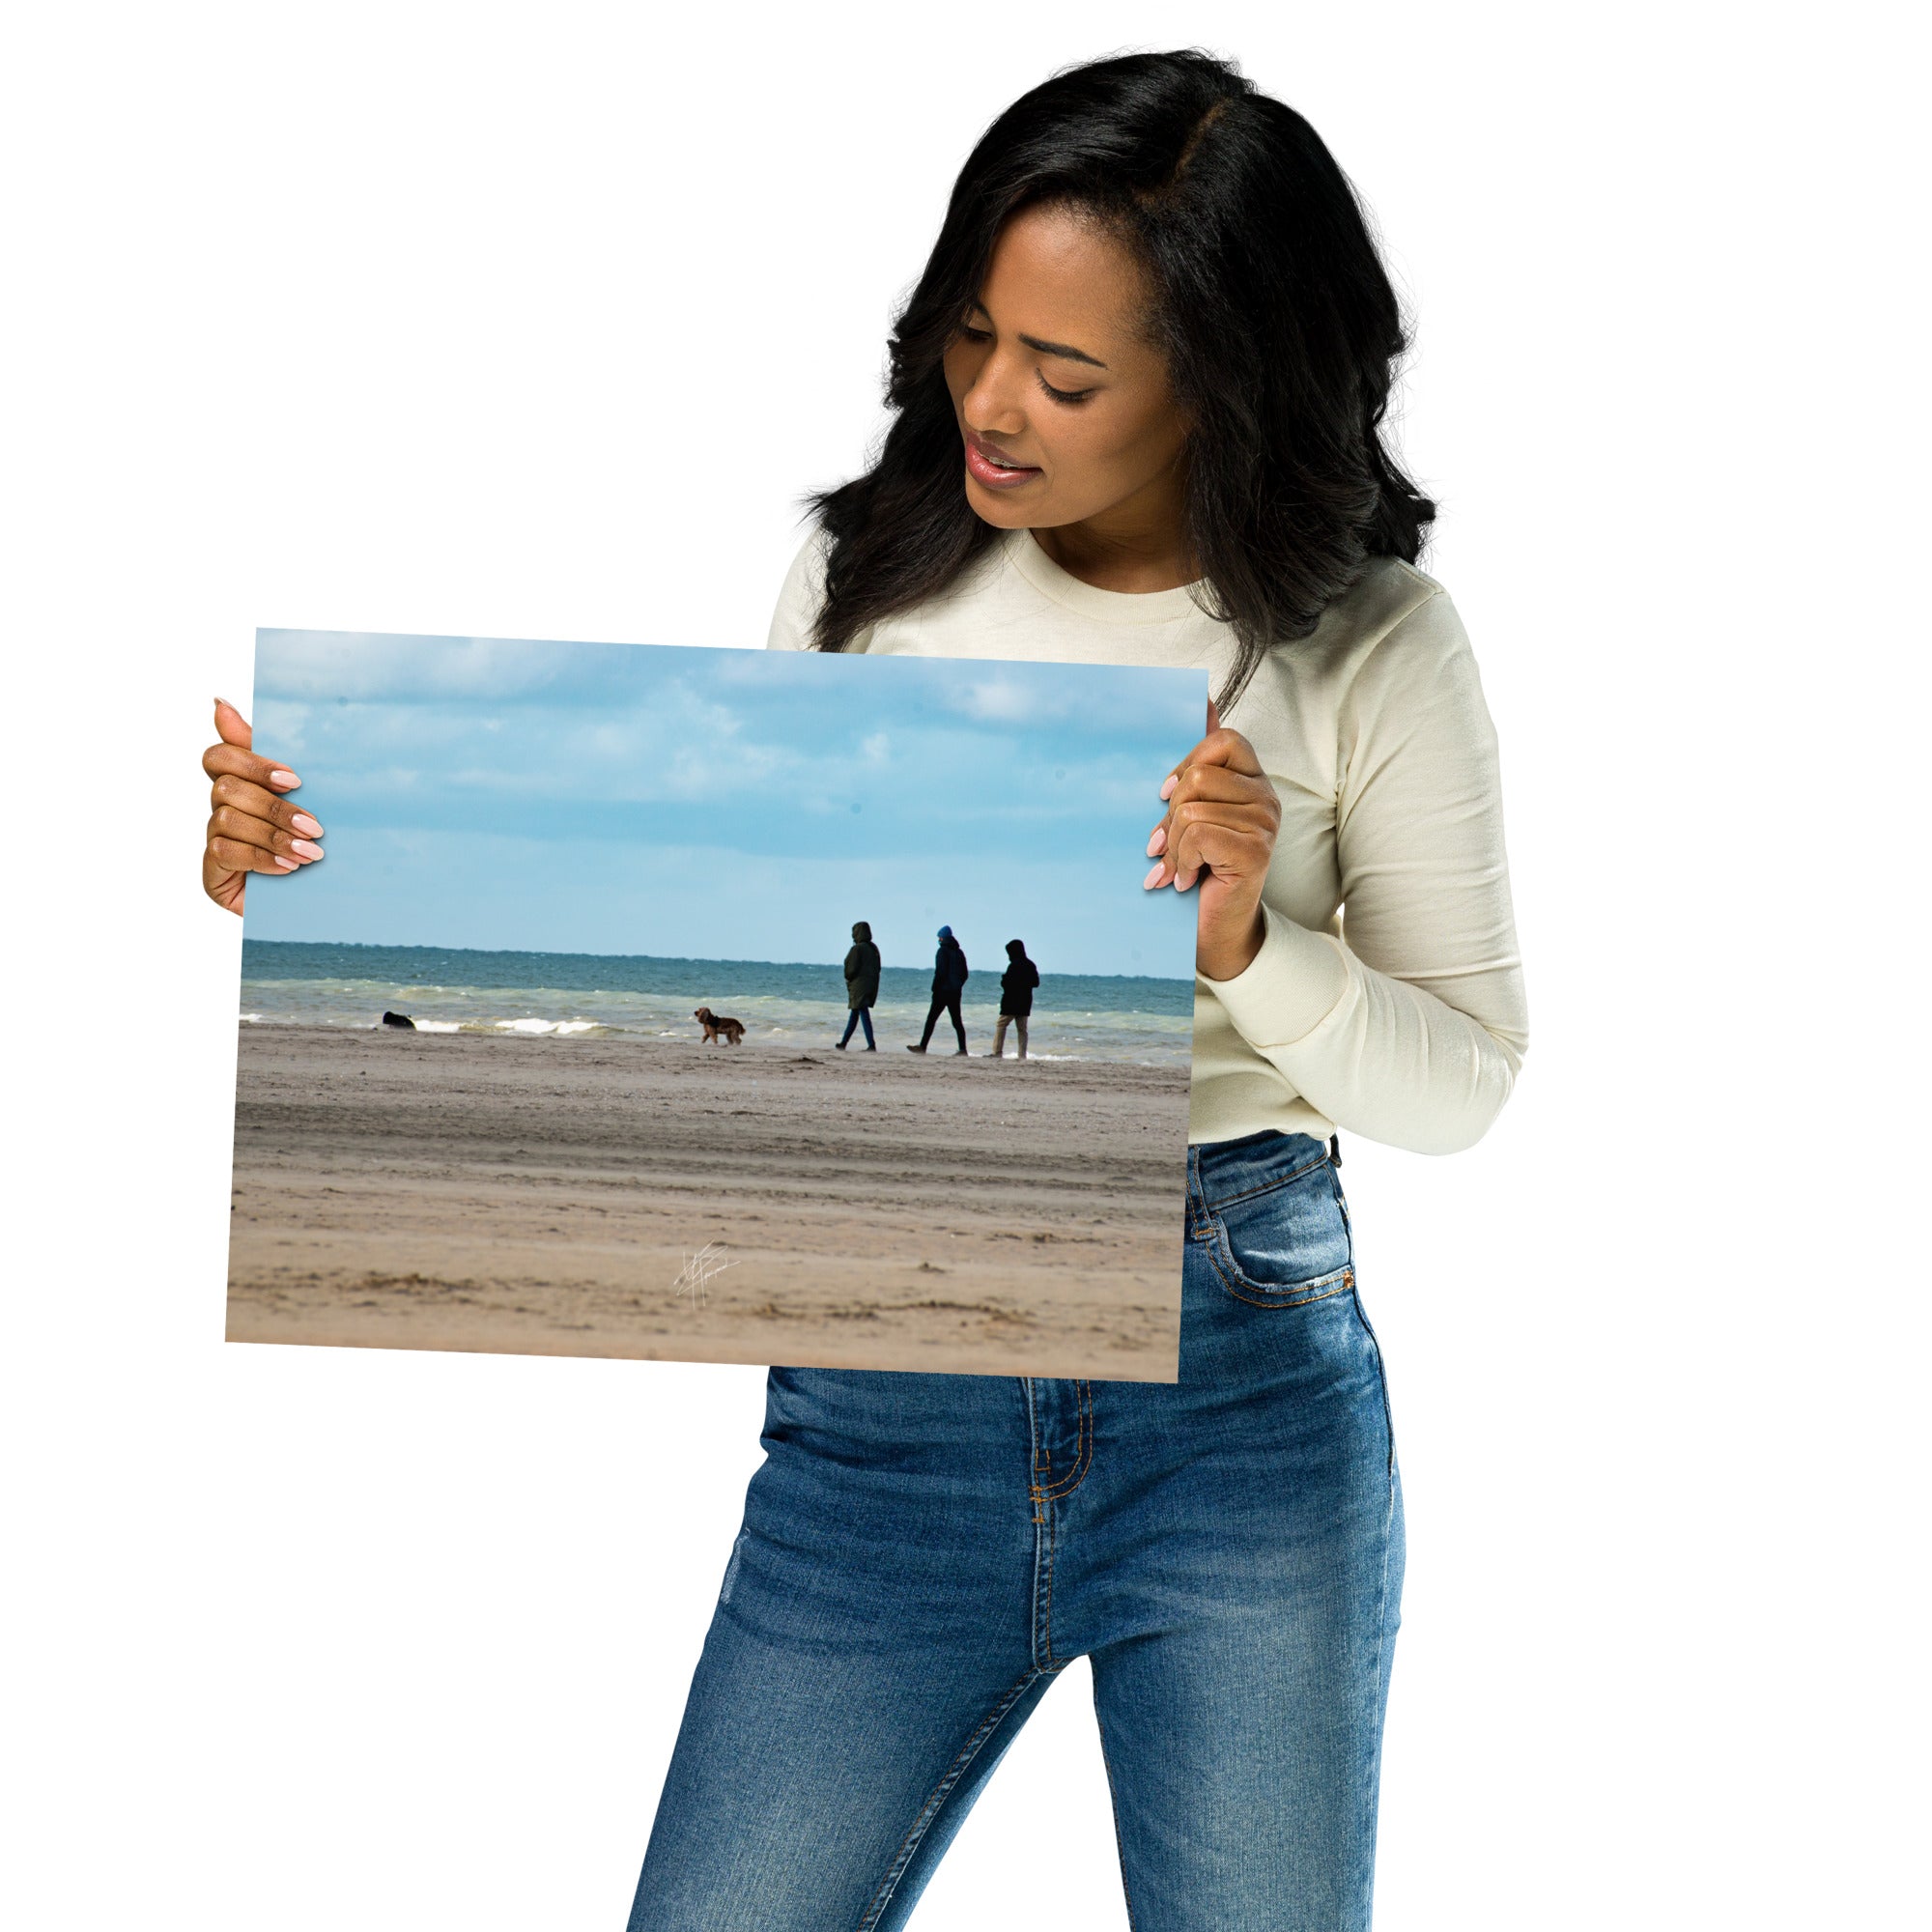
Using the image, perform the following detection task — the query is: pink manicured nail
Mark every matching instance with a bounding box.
[1159,774,1179,800]
[269,769,298,789]
[291,839,325,862]
[272,855,299,870]
[290,812,324,837]
[1146,826,1168,857]
[1143,863,1166,889]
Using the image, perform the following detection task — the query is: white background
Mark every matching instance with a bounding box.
[3,4,1924,1926]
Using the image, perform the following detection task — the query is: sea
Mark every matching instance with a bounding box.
[240,941,1196,1065]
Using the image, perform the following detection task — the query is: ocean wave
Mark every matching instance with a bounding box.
[238,977,1191,1064]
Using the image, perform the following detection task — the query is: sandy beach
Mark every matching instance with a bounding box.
[227,1025,1189,1378]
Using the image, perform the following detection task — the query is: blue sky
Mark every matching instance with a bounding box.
[245,633,1208,979]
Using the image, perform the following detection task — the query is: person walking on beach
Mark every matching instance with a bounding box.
[907,924,969,1055]
[836,920,881,1050]
[204,49,1529,1928]
[989,938,1038,1060]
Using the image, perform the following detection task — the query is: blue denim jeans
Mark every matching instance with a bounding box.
[627,1130,1404,1930]
[838,1007,876,1049]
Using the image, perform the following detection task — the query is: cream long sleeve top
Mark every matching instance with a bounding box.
[767,526,1529,1155]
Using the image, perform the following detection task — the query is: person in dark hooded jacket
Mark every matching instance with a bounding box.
[907,925,968,1055]
[989,939,1039,1059]
[836,920,881,1050]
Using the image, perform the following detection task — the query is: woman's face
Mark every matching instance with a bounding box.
[941,203,1189,539]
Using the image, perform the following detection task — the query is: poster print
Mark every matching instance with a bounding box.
[227,631,1206,1379]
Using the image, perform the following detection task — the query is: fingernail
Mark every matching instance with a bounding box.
[272,855,299,871]
[1146,826,1167,858]
[269,770,298,788]
[290,812,324,837]
[291,839,325,862]
[1143,863,1166,890]
[1159,775,1179,800]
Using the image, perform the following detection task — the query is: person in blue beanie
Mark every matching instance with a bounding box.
[907,924,969,1055]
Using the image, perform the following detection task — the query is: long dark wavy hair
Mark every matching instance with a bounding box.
[807,49,1435,709]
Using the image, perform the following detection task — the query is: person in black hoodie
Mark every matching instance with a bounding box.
[836,920,881,1050]
[907,924,968,1055]
[989,938,1039,1059]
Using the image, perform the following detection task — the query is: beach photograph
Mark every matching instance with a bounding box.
[229,632,1207,1378]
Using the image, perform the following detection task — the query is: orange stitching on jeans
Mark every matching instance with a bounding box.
[1215,1271,1354,1312]
[1039,1380,1094,1499]
[1026,1381,1093,1667]
[1202,1234,1355,1309]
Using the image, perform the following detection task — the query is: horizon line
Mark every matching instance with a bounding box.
[241,935,1195,985]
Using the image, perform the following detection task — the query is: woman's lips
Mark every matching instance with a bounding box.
[963,433,1042,489]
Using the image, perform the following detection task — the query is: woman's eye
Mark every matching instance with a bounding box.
[1037,373,1094,406]
[958,325,992,343]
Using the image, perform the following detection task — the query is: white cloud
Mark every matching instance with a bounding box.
[256,633,578,702]
[953,678,1037,724]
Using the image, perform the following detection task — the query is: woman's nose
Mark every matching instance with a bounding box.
[961,355,1028,437]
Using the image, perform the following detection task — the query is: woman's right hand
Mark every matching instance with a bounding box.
[201,697,326,915]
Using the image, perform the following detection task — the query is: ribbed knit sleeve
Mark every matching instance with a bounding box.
[765,530,832,651]
[1206,588,1530,1154]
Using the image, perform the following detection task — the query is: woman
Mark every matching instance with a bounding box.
[990,938,1038,1060]
[201,48,1526,1931]
[837,919,881,1051]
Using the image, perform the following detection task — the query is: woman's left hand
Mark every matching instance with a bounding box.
[1144,699,1281,981]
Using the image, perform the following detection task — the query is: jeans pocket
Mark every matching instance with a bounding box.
[1203,1156,1355,1309]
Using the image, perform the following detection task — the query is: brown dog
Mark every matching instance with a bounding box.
[694,1006,746,1046]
